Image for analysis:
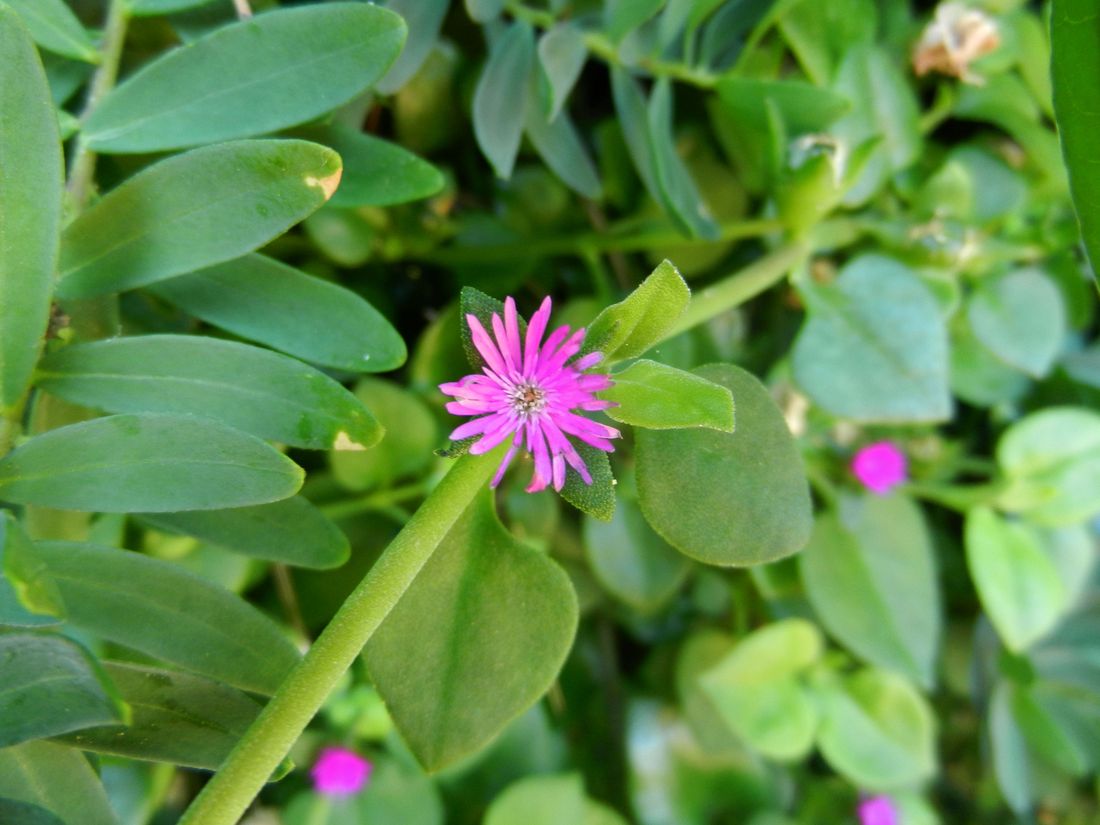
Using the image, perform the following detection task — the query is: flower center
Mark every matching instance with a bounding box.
[508,382,547,416]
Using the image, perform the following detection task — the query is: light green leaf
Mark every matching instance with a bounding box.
[583,495,690,610]
[377,0,449,94]
[1051,0,1100,276]
[474,21,535,178]
[606,0,665,41]
[4,0,98,63]
[297,124,444,207]
[600,359,734,431]
[636,363,812,566]
[466,0,504,23]
[0,6,63,413]
[137,497,349,570]
[366,489,578,771]
[0,633,127,748]
[525,104,602,200]
[83,3,406,152]
[0,512,64,627]
[148,254,407,373]
[34,540,299,694]
[37,335,382,450]
[0,741,120,825]
[792,254,952,422]
[965,507,1066,652]
[800,495,941,687]
[968,269,1066,378]
[989,681,1035,815]
[585,260,690,364]
[486,774,586,825]
[816,668,937,790]
[56,662,264,769]
[996,407,1100,526]
[538,24,587,121]
[0,413,303,513]
[949,319,1031,408]
[58,140,341,299]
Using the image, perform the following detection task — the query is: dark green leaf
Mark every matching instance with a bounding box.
[0,512,64,627]
[647,80,717,238]
[34,541,299,694]
[0,741,119,825]
[0,632,127,748]
[0,800,65,825]
[4,0,98,63]
[611,68,662,202]
[83,3,406,152]
[600,359,734,431]
[0,5,63,413]
[38,335,382,451]
[585,260,690,364]
[559,442,616,522]
[366,489,578,771]
[137,497,348,569]
[636,363,812,566]
[800,494,941,687]
[474,22,535,179]
[148,254,407,373]
[537,24,587,121]
[0,413,303,513]
[58,140,341,299]
[968,269,1066,378]
[56,662,264,769]
[792,255,952,422]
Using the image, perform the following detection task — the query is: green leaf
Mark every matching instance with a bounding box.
[989,681,1036,815]
[0,413,303,513]
[58,140,341,299]
[365,489,578,771]
[816,668,937,790]
[0,741,120,825]
[636,363,812,566]
[524,104,602,200]
[3,0,98,63]
[583,495,690,610]
[600,359,734,431]
[34,540,299,694]
[474,21,535,179]
[485,774,586,825]
[537,24,587,121]
[1052,0,1100,277]
[968,269,1067,378]
[0,512,64,627]
[965,507,1066,652]
[0,800,65,825]
[800,495,941,688]
[130,0,219,15]
[297,124,444,208]
[466,0,504,23]
[0,633,127,748]
[0,6,62,413]
[996,407,1100,526]
[283,756,444,825]
[949,319,1031,408]
[611,68,662,204]
[792,254,952,423]
[559,442,617,522]
[37,335,382,451]
[137,497,349,570]
[83,3,406,153]
[699,619,823,760]
[148,254,407,373]
[56,662,264,770]
[647,80,717,238]
[606,0,666,42]
[376,0,449,94]
[585,260,690,364]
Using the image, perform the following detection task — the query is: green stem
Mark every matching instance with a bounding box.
[67,0,130,211]
[661,241,810,340]
[179,451,500,825]
[319,480,431,521]
[905,480,1003,513]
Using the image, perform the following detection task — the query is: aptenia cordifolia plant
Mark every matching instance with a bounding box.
[0,1,1099,825]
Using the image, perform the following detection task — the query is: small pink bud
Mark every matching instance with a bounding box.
[310,747,372,797]
[851,441,908,495]
[858,794,899,825]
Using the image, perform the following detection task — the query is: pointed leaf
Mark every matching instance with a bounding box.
[0,6,63,412]
[474,22,536,178]
[538,24,587,121]
[34,541,299,693]
[0,741,119,825]
[600,359,734,431]
[0,800,65,825]
[377,0,449,94]
[83,3,406,152]
[37,335,382,450]
[525,104,602,199]
[0,414,303,513]
[647,80,717,238]
[58,140,341,299]
[4,0,98,63]
[584,260,690,364]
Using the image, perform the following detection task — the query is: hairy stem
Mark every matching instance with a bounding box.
[179,450,500,825]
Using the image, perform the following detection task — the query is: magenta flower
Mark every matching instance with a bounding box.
[851,441,908,495]
[440,296,620,492]
[310,747,372,797]
[857,794,899,825]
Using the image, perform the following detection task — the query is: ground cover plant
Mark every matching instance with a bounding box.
[0,0,1098,823]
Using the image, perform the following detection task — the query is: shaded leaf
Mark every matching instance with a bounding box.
[0,741,119,825]
[538,24,587,121]
[474,22,535,178]
[4,0,98,63]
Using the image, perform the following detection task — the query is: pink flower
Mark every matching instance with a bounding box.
[857,795,899,825]
[851,441,908,495]
[440,296,620,493]
[310,747,372,797]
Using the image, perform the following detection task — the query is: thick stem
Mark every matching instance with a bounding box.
[179,450,500,825]
[67,0,130,210]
